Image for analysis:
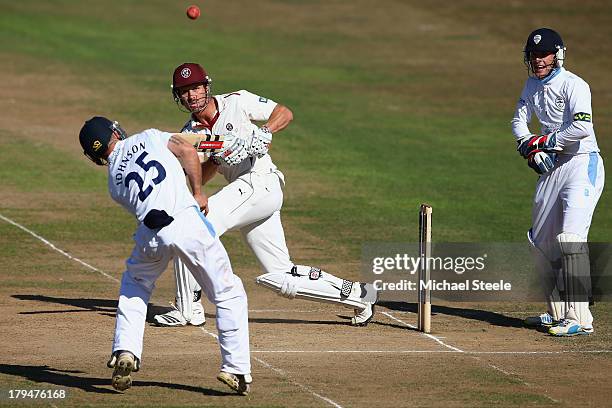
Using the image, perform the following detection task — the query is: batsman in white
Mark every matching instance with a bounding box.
[153,63,377,328]
[78,117,252,395]
[512,28,604,336]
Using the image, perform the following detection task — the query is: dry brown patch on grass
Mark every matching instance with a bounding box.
[0,54,104,155]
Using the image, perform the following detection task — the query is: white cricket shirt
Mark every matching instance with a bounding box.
[511,68,599,155]
[107,129,198,223]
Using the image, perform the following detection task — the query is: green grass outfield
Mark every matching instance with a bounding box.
[1,2,611,407]
[2,0,609,253]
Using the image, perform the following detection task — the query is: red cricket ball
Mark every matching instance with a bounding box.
[186,5,200,20]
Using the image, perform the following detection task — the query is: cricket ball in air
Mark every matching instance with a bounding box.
[186,5,200,20]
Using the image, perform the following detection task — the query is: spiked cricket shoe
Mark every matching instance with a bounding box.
[352,303,375,326]
[153,302,206,327]
[107,351,139,391]
[548,319,594,337]
[217,372,252,396]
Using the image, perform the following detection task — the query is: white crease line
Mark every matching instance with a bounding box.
[469,350,612,354]
[470,354,559,403]
[199,327,343,408]
[251,350,612,354]
[197,325,220,341]
[0,213,120,283]
[382,310,559,403]
[253,350,456,354]
[381,311,464,352]
[248,309,328,313]
[253,356,343,408]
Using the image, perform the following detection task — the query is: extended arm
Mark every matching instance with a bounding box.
[263,104,293,133]
[245,104,294,158]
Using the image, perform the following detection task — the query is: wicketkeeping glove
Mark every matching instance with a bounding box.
[517,133,557,158]
[212,134,248,166]
[246,126,273,158]
[527,151,557,175]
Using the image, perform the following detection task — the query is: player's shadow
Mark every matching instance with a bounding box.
[248,316,359,326]
[12,294,117,317]
[378,301,525,328]
[334,314,418,331]
[0,364,233,395]
[12,295,167,322]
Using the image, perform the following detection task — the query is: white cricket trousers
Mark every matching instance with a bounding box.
[207,170,294,274]
[532,152,605,255]
[112,206,251,375]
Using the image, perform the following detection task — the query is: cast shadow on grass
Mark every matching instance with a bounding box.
[12,295,353,327]
[378,301,525,328]
[152,305,414,329]
[12,295,162,321]
[150,304,359,327]
[247,316,358,326]
[0,364,232,396]
[12,294,413,329]
[335,313,419,331]
[13,294,117,316]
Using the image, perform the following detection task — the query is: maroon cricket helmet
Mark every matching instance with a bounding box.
[172,63,211,91]
[171,63,213,113]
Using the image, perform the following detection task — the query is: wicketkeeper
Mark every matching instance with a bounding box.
[512,28,605,336]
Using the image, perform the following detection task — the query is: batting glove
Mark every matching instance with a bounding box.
[527,151,557,175]
[212,134,248,166]
[517,133,557,158]
[246,126,273,158]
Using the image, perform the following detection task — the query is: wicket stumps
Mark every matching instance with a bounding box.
[418,204,432,333]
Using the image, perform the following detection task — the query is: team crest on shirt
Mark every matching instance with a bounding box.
[226,123,233,131]
[533,34,541,44]
[555,96,565,109]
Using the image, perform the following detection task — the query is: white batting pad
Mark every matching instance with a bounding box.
[255,265,371,310]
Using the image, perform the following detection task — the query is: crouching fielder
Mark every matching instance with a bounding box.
[153,63,376,328]
[512,28,605,336]
[78,117,251,395]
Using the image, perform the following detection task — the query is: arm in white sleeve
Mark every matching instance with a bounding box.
[553,79,593,150]
[238,90,278,121]
[511,85,533,141]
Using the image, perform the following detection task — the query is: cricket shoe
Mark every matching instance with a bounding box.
[153,301,206,327]
[352,303,375,326]
[351,284,378,326]
[524,312,557,328]
[107,351,139,391]
[548,319,594,337]
[217,372,252,396]
[189,301,206,325]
